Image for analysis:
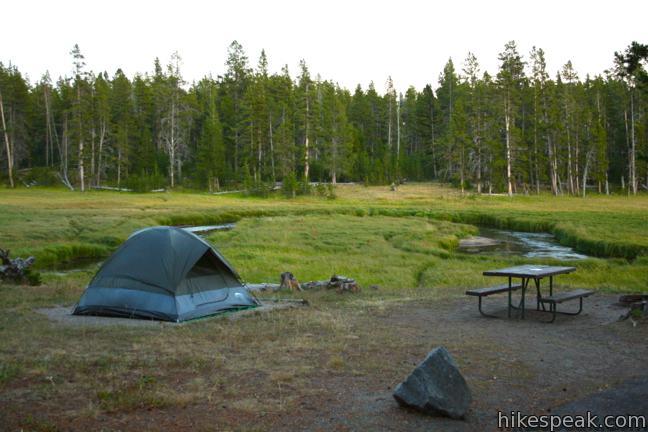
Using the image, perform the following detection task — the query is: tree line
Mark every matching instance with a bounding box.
[1,40,646,195]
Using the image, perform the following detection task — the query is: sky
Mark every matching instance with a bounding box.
[3,0,647,93]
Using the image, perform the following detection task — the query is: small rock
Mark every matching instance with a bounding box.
[393,347,472,419]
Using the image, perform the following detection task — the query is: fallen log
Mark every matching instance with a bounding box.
[246,282,281,292]
[300,275,360,293]
[246,274,360,294]
[262,298,310,305]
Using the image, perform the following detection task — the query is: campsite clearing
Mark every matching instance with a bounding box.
[1,291,646,431]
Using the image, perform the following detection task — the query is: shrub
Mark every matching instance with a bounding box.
[20,167,59,187]
[243,174,272,198]
[315,183,327,197]
[282,173,299,198]
[124,173,166,193]
[326,184,337,200]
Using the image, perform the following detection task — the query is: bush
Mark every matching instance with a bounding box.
[282,173,299,198]
[450,176,472,190]
[243,174,272,198]
[327,183,337,200]
[124,173,166,192]
[20,167,59,187]
[315,183,327,197]
[299,178,313,196]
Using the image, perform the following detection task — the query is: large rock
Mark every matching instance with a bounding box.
[393,347,471,419]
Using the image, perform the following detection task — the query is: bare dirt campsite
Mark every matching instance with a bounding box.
[1,184,648,431]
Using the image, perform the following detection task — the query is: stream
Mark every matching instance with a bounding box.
[458,227,589,260]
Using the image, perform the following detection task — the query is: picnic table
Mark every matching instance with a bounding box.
[466,265,593,322]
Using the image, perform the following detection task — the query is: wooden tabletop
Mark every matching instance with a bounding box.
[483,265,576,278]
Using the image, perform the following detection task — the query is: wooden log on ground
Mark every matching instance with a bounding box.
[245,283,281,292]
[248,274,361,294]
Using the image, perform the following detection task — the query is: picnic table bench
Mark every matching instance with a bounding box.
[539,288,594,323]
[465,283,523,318]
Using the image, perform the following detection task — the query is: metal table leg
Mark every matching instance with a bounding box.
[508,276,512,318]
[535,278,544,311]
[521,278,528,319]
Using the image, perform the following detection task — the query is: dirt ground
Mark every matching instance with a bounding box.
[274,294,648,432]
[2,293,647,431]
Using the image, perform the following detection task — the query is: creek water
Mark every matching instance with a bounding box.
[180,224,236,234]
[458,227,589,260]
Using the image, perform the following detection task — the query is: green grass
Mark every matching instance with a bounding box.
[208,214,648,297]
[2,185,648,270]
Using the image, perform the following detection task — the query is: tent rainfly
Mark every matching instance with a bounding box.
[73,226,259,322]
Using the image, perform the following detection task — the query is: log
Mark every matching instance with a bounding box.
[301,275,360,293]
[246,274,360,294]
[245,283,281,292]
[301,280,330,290]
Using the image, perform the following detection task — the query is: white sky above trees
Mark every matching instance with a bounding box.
[4,0,646,93]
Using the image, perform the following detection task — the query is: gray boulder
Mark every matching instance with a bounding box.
[393,346,471,419]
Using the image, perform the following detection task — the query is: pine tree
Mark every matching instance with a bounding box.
[196,79,225,191]
[296,60,313,181]
[497,41,525,196]
[70,44,90,191]
[111,69,133,188]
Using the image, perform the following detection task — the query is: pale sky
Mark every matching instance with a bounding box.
[3,0,647,93]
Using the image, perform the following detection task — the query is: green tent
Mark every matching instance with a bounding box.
[73,226,259,322]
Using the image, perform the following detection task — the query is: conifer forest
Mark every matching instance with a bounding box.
[1,40,647,196]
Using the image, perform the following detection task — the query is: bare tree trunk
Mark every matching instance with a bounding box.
[90,126,96,187]
[396,96,401,175]
[332,135,338,185]
[45,87,60,168]
[257,122,263,180]
[460,142,465,196]
[269,114,275,181]
[567,130,574,195]
[44,87,51,167]
[117,147,122,188]
[630,92,637,195]
[77,85,85,192]
[582,149,593,198]
[533,101,540,194]
[97,118,106,186]
[387,93,392,152]
[61,115,73,190]
[0,90,14,188]
[505,98,513,197]
[96,119,106,186]
[547,134,558,195]
[475,136,482,194]
[605,172,609,195]
[430,102,437,178]
[304,83,310,181]
[624,109,630,194]
[170,99,176,188]
[574,129,580,195]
